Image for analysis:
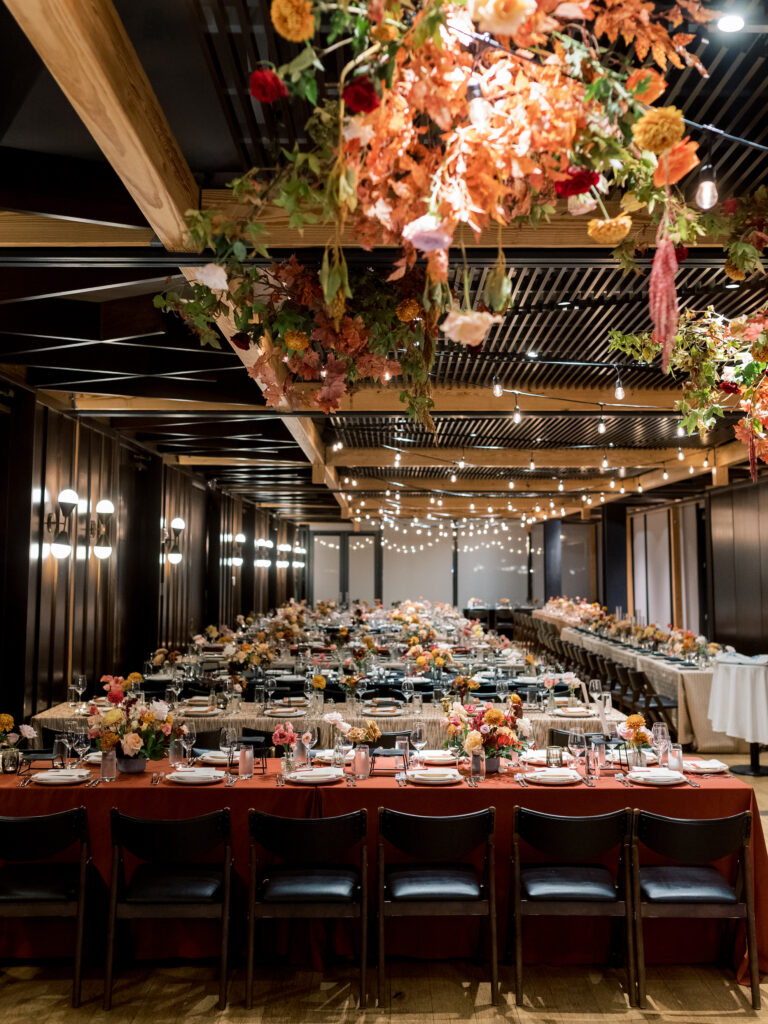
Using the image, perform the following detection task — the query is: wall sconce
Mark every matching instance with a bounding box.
[255,538,273,549]
[47,488,79,559]
[91,498,115,560]
[255,558,272,569]
[231,531,246,568]
[162,516,185,565]
[275,559,289,569]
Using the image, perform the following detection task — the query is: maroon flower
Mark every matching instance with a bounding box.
[231,331,252,351]
[717,380,741,396]
[342,77,380,114]
[249,68,288,104]
[723,197,740,217]
[674,245,689,263]
[554,167,600,198]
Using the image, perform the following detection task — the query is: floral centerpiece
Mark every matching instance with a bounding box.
[271,722,299,750]
[616,713,654,767]
[442,701,526,772]
[224,639,274,673]
[451,674,480,703]
[0,714,36,772]
[312,673,327,691]
[339,672,364,701]
[87,694,183,771]
[323,711,381,745]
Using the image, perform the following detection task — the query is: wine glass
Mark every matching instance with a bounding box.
[496,677,509,703]
[303,674,314,701]
[401,678,414,705]
[568,729,587,769]
[74,729,90,763]
[303,728,317,766]
[265,677,276,708]
[588,679,602,706]
[74,674,87,708]
[181,726,196,765]
[411,726,426,767]
[651,722,670,766]
[220,727,237,767]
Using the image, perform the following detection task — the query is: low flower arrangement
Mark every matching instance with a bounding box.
[451,675,480,703]
[617,714,654,749]
[0,714,36,748]
[312,673,327,691]
[323,711,381,745]
[441,701,526,759]
[339,673,364,699]
[87,696,183,760]
[224,640,275,670]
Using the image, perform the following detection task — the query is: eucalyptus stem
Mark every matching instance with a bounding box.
[589,186,610,219]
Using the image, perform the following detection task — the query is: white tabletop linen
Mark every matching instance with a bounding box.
[709,661,768,745]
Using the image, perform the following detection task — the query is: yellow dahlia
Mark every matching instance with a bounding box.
[587,215,633,245]
[284,329,310,351]
[270,0,315,42]
[625,713,646,730]
[0,714,14,732]
[483,708,505,726]
[396,298,422,323]
[631,106,684,155]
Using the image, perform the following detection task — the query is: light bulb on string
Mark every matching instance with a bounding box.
[601,452,609,470]
[638,483,643,493]
[614,370,625,401]
[558,479,564,491]
[703,452,710,469]
[663,468,669,480]
[450,472,457,483]
[676,424,685,437]
[695,143,718,210]
[718,12,745,31]
[508,479,515,489]
[597,403,606,434]
[491,375,503,398]
[512,395,522,424]
[677,446,684,461]
[529,453,535,471]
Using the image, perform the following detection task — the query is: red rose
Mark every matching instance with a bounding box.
[342,77,379,114]
[717,380,741,395]
[231,331,252,350]
[249,68,288,104]
[554,167,600,198]
[674,246,689,263]
[723,198,740,217]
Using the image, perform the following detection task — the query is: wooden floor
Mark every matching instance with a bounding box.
[1,753,766,1023]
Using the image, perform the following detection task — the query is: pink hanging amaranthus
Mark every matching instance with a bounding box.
[649,230,679,374]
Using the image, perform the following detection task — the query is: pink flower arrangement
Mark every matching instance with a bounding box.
[271,722,298,748]
[102,675,126,704]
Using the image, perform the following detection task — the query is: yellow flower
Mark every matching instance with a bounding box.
[365,720,381,742]
[434,656,445,667]
[625,713,646,730]
[125,672,143,689]
[416,655,428,667]
[270,0,315,42]
[483,708,505,726]
[284,329,310,351]
[510,693,522,705]
[587,215,633,245]
[724,260,746,281]
[102,708,124,727]
[620,192,645,213]
[312,674,326,689]
[465,730,484,752]
[0,714,14,732]
[371,23,398,42]
[631,106,684,155]
[100,732,120,751]
[525,653,535,665]
[468,678,480,690]
[396,298,422,323]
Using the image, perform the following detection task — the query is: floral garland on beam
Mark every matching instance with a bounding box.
[157,0,768,425]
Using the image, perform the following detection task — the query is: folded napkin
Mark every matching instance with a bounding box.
[173,766,218,777]
[628,767,681,779]
[531,768,578,779]
[683,759,727,771]
[409,769,458,780]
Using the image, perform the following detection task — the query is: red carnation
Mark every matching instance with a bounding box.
[342,77,379,114]
[231,331,252,351]
[723,198,740,217]
[717,380,741,396]
[554,167,600,198]
[249,68,288,104]
[674,246,689,263]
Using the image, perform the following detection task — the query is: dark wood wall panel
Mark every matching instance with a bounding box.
[158,465,206,650]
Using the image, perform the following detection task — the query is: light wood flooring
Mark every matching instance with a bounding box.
[1,752,766,1023]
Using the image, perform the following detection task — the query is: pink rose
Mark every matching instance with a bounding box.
[402,214,453,253]
[19,724,37,740]
[88,727,100,738]
[441,309,502,347]
[120,733,143,757]
[162,723,172,736]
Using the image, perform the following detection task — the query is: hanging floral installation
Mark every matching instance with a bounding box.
[158,0,765,427]
[609,305,768,479]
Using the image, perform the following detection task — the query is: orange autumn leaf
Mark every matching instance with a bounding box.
[626,67,667,103]
[653,137,699,186]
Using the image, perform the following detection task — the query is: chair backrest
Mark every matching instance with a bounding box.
[379,807,494,860]
[548,728,605,748]
[189,728,223,751]
[0,807,88,862]
[635,810,751,864]
[515,806,630,860]
[250,809,366,863]
[376,731,412,749]
[240,729,272,747]
[110,808,230,863]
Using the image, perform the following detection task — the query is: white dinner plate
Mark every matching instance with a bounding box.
[421,750,460,765]
[180,707,219,717]
[31,769,91,786]
[197,751,233,765]
[264,709,306,718]
[284,767,345,785]
[553,709,592,718]
[525,769,583,785]
[166,769,226,785]
[683,759,728,774]
[520,750,574,766]
[626,768,685,785]
[405,768,462,785]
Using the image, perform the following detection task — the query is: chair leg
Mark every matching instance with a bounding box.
[245,909,256,1010]
[377,910,386,1006]
[360,905,368,1009]
[747,906,761,1009]
[218,908,229,1009]
[624,904,637,1007]
[489,907,499,1006]
[103,899,117,1010]
[72,894,86,1008]
[514,908,523,1006]
[634,909,646,1009]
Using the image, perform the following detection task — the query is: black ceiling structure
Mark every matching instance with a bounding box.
[0,1,767,522]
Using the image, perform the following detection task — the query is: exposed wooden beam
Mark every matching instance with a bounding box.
[4,0,198,250]
[171,455,309,469]
[294,383,688,414]
[0,211,154,247]
[327,447,700,470]
[0,268,181,305]
[332,476,654,494]
[201,194,720,250]
[69,394,263,414]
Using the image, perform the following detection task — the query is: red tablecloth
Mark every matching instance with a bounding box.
[0,761,765,981]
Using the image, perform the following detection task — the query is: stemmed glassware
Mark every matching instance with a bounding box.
[73,729,90,764]
[496,677,509,703]
[401,678,414,705]
[651,722,670,766]
[411,726,426,767]
[588,678,602,705]
[265,677,276,709]
[73,674,87,709]
[303,728,317,766]
[568,729,587,771]
[220,727,238,768]
[181,726,196,765]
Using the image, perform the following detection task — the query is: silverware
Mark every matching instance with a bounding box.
[156,772,165,785]
[514,773,528,788]
[16,777,28,787]
[150,772,158,786]
[682,774,701,788]
[351,775,357,787]
[615,772,632,787]
[581,775,595,787]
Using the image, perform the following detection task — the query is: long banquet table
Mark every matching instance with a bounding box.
[560,627,747,753]
[1,758,765,984]
[32,700,624,751]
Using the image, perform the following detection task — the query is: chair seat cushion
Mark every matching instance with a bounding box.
[521,865,618,902]
[639,866,737,904]
[0,863,81,902]
[386,864,482,902]
[125,863,224,903]
[260,866,359,903]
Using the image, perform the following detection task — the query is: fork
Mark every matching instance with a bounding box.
[150,772,158,786]
[615,772,632,788]
[682,774,701,788]
[514,773,527,788]
[581,775,595,787]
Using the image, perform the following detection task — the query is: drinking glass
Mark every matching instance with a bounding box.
[165,686,176,710]
[395,737,409,773]
[412,692,423,715]
[74,674,87,706]
[410,726,427,767]
[470,748,486,784]
[100,750,116,781]
[304,728,317,765]
[168,738,184,766]
[73,730,90,762]
[568,729,587,767]
[353,745,371,779]
[67,685,79,708]
[526,686,537,707]
[53,732,68,768]
[181,728,196,764]
[265,678,276,707]
[546,746,563,767]
[303,675,314,700]
[651,722,670,766]
[668,742,684,772]
[401,679,415,705]
[220,727,237,766]
[588,679,602,704]
[238,745,254,779]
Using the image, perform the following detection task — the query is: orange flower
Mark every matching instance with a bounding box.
[284,329,310,351]
[632,106,684,155]
[587,215,633,245]
[626,68,667,104]
[270,0,315,42]
[653,138,699,187]
[625,713,646,731]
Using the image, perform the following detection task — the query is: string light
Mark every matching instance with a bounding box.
[450,471,457,482]
[677,447,684,461]
[601,452,609,470]
[676,424,685,437]
[703,452,710,468]
[638,483,643,493]
[492,375,503,398]
[618,466,626,478]
[508,479,515,489]
[529,452,535,471]
[597,404,606,434]
[512,395,522,424]
[695,144,719,210]
[614,370,625,401]
[558,479,564,491]
[458,456,465,470]
[663,468,669,480]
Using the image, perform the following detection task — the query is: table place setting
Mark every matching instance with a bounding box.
[282,766,345,785]
[28,768,91,786]
[403,767,463,786]
[522,767,584,786]
[164,766,227,785]
[623,766,687,786]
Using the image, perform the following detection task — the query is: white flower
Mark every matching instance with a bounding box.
[467,0,537,35]
[440,309,502,346]
[19,724,37,740]
[567,192,597,216]
[402,214,453,253]
[222,644,236,659]
[195,263,229,292]
[149,700,170,720]
[342,116,374,147]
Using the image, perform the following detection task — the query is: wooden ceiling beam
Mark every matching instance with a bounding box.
[69,394,262,414]
[328,476,630,494]
[0,211,154,247]
[4,0,198,251]
[327,446,701,470]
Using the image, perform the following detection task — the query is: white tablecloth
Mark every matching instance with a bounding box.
[709,662,768,744]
